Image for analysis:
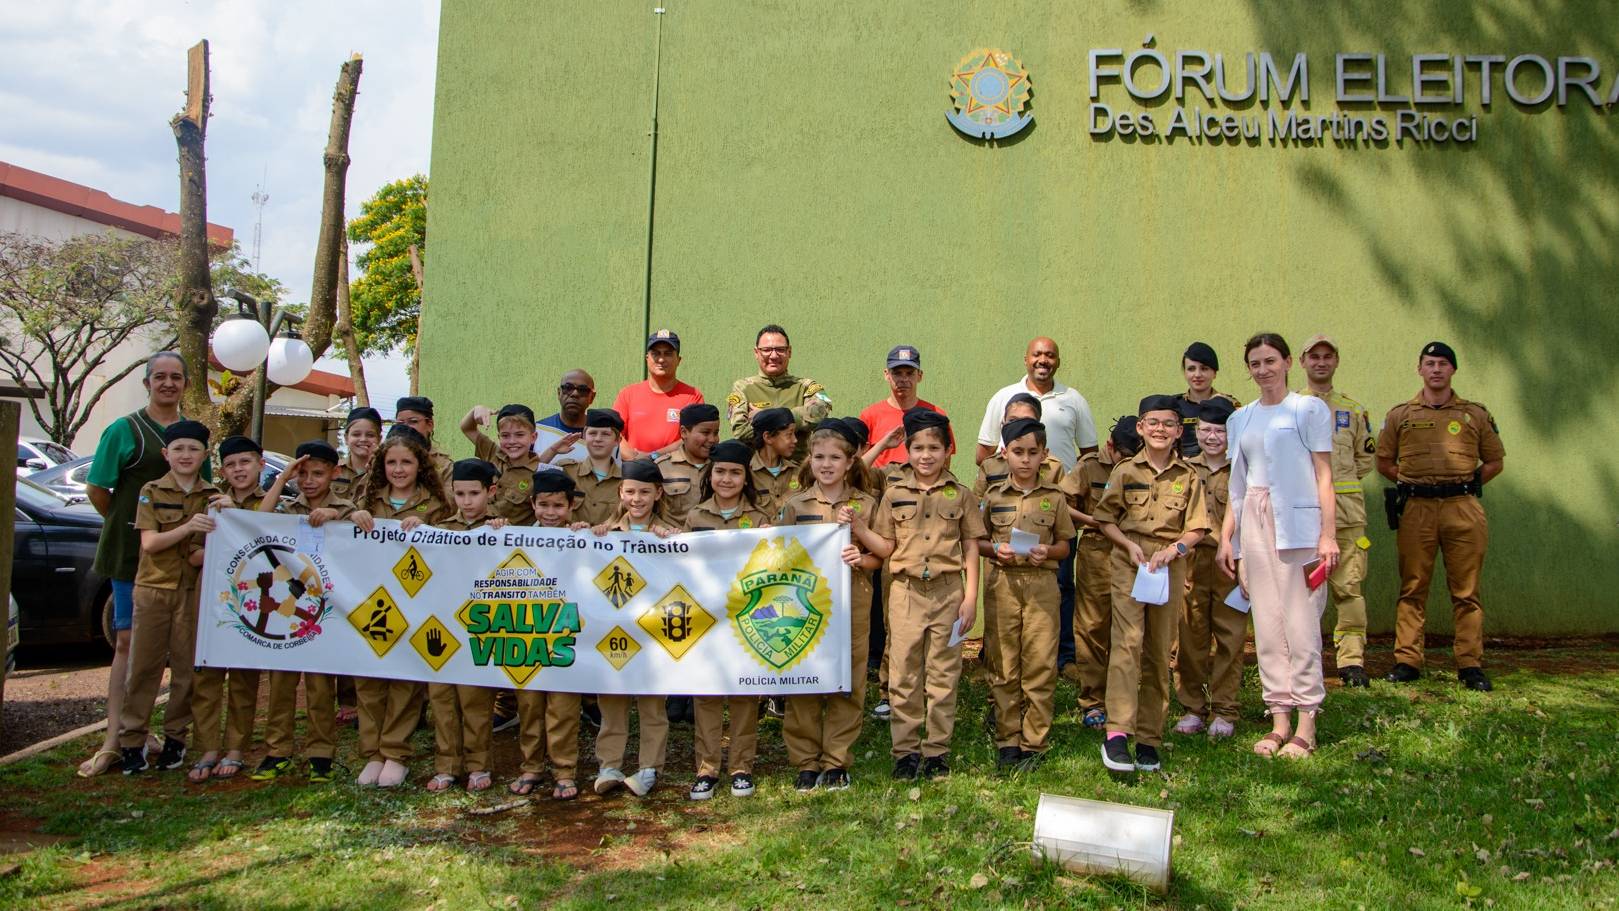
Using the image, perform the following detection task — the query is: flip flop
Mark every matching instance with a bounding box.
[213,757,246,779]
[509,774,544,796]
[1253,731,1288,758]
[467,771,493,792]
[187,758,219,783]
[77,749,122,778]
[1279,736,1317,760]
[553,779,579,801]
[425,773,458,792]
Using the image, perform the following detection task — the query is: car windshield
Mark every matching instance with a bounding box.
[16,475,75,510]
[39,442,74,463]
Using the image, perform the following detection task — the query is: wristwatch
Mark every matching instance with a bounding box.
[1174,542,1188,557]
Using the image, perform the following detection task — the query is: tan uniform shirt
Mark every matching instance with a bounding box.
[428,448,455,486]
[1092,451,1211,544]
[726,372,832,449]
[1058,452,1116,553]
[224,484,268,510]
[132,472,222,590]
[684,497,772,532]
[472,434,541,525]
[872,471,988,579]
[439,511,494,532]
[361,485,451,525]
[275,489,355,519]
[980,478,1077,571]
[1377,392,1505,485]
[1304,387,1375,527]
[778,486,878,530]
[332,460,369,503]
[1186,454,1231,550]
[973,454,1065,498]
[556,458,623,527]
[749,453,802,513]
[653,448,707,527]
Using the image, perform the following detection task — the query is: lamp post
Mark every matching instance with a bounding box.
[210,291,315,443]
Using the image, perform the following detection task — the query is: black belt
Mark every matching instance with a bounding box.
[1401,482,1478,499]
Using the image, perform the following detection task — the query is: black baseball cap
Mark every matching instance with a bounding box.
[646,329,681,353]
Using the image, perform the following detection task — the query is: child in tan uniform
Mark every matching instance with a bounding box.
[555,409,627,527]
[459,403,543,524]
[748,407,801,512]
[973,394,1065,497]
[654,403,721,527]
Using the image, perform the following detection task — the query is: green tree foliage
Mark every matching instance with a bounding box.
[347,174,426,357]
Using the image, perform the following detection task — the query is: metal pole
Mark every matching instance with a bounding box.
[251,298,271,443]
[640,6,666,381]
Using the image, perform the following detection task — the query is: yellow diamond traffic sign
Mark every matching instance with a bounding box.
[409,614,460,672]
[348,585,409,657]
[594,556,645,609]
[637,584,713,661]
[392,546,432,598]
[596,625,641,671]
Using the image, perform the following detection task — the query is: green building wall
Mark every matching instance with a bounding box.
[422,1,1619,636]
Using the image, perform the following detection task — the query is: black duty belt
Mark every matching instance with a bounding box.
[1401,482,1479,499]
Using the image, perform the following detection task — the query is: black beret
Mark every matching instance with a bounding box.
[1420,341,1457,368]
[710,439,753,466]
[751,407,794,437]
[452,458,500,485]
[1110,415,1143,455]
[295,440,340,464]
[680,403,720,427]
[1198,398,1236,425]
[496,403,536,426]
[585,408,624,431]
[814,418,862,450]
[530,470,580,497]
[1000,417,1046,447]
[1004,392,1043,419]
[385,424,429,448]
[395,395,434,418]
[163,420,209,446]
[1138,395,1181,417]
[345,406,383,428]
[902,407,950,438]
[218,435,262,459]
[1183,341,1219,371]
[621,458,664,485]
[839,416,871,449]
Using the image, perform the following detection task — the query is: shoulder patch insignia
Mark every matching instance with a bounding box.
[1336,410,1351,430]
[942,487,958,499]
[804,382,824,395]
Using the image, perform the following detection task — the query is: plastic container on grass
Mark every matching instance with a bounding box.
[1030,793,1173,893]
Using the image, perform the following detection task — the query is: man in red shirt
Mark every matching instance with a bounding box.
[613,329,705,459]
[858,345,950,467]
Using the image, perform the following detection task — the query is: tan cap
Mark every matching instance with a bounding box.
[1303,333,1338,353]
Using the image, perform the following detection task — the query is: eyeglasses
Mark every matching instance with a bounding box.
[558,383,593,395]
[755,346,790,356]
[1141,419,1179,429]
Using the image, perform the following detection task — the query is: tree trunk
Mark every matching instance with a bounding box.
[171,40,217,424]
[334,231,369,406]
[408,243,424,396]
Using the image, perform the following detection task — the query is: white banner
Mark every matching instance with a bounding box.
[196,510,851,696]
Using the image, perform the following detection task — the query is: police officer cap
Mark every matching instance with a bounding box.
[295,439,340,465]
[585,408,625,432]
[751,407,794,437]
[1110,415,1143,454]
[902,407,950,438]
[646,328,681,353]
[679,403,720,428]
[395,395,434,418]
[452,458,500,485]
[385,424,429,448]
[839,416,871,449]
[886,345,921,369]
[1005,392,1043,418]
[1000,417,1046,447]
[815,418,862,450]
[218,435,262,459]
[710,439,753,466]
[621,458,664,485]
[1138,394,1181,417]
[1198,398,1236,425]
[346,406,383,429]
[163,420,210,446]
[1183,341,1219,371]
[1420,341,1457,368]
[530,469,579,497]
[496,403,536,426]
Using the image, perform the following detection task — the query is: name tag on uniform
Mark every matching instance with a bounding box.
[795,514,826,523]
[1336,410,1351,430]
[1405,420,1436,430]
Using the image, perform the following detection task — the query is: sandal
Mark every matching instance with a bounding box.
[467,771,492,792]
[1279,736,1316,760]
[335,706,359,725]
[187,757,219,782]
[77,749,123,778]
[553,778,579,801]
[426,773,458,792]
[213,757,246,779]
[1081,708,1107,729]
[1253,731,1288,758]
[509,774,545,796]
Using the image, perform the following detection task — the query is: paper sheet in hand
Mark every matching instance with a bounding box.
[948,615,969,647]
[1008,528,1040,557]
[1131,564,1170,605]
[1223,586,1251,614]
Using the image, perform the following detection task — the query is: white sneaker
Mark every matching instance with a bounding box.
[871,699,891,719]
[1172,713,1206,735]
[1208,717,1236,739]
[625,767,658,797]
[594,767,626,795]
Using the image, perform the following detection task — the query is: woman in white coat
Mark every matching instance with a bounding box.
[1217,333,1339,759]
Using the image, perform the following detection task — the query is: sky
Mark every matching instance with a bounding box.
[1,0,441,406]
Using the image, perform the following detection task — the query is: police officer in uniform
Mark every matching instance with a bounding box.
[1172,342,1241,458]
[1377,342,1505,691]
[727,324,831,458]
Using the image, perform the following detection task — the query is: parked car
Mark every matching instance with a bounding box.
[17,439,76,477]
[5,594,18,680]
[12,475,113,648]
[28,452,295,503]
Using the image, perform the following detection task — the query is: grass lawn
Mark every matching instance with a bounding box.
[1,641,1616,910]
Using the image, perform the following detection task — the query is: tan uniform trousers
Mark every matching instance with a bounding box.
[1072,537,1113,712]
[876,570,894,701]
[785,575,872,772]
[518,690,581,778]
[1176,546,1247,722]
[192,667,260,754]
[983,566,1059,753]
[1328,525,1370,667]
[119,583,199,749]
[886,573,965,759]
[355,678,425,763]
[1105,537,1186,748]
[1395,495,1489,669]
[595,695,669,772]
[265,671,337,759]
[428,683,494,775]
[694,697,762,778]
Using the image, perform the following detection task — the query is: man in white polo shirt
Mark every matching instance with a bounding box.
[976,337,1099,675]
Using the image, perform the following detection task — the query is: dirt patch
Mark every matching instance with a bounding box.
[0,809,63,856]
[0,653,121,756]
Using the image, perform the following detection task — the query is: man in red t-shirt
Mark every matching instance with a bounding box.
[613,329,705,459]
[858,344,951,467]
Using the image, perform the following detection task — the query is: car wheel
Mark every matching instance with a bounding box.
[99,589,117,650]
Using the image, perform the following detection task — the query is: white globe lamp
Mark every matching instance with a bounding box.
[266,336,315,386]
[212,318,270,373]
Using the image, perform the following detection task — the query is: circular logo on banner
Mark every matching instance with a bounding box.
[947,48,1033,140]
[216,541,334,647]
